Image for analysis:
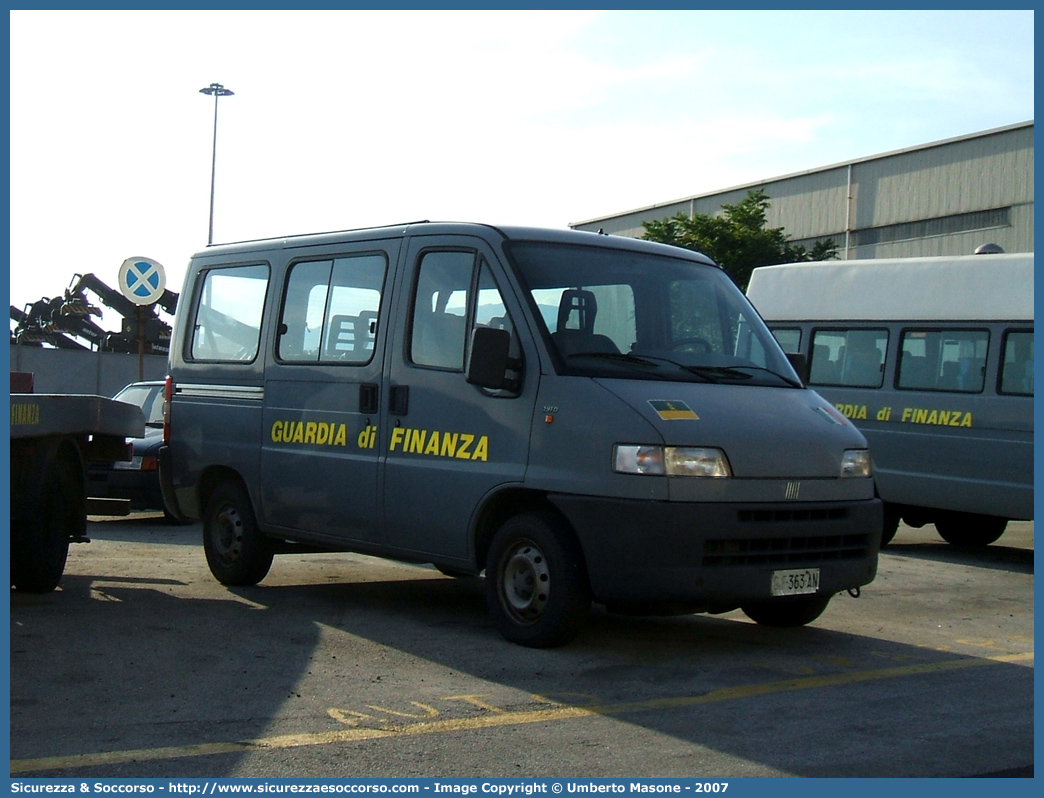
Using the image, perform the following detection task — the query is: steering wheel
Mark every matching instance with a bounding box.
[670,337,712,353]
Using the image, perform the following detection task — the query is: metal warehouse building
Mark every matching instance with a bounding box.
[571,120,1033,259]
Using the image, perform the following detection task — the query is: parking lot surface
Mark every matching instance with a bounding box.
[10,516,1033,778]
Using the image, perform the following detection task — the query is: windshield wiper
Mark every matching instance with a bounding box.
[566,351,662,368]
[565,352,720,382]
[685,365,802,388]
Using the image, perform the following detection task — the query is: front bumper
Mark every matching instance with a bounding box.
[549,494,882,608]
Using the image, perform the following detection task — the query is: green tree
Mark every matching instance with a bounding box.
[641,189,837,289]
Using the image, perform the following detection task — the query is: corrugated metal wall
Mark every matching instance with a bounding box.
[573,121,1034,259]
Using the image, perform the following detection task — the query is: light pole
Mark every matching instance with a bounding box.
[199,82,234,245]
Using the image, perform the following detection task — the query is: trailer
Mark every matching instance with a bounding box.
[10,372,145,592]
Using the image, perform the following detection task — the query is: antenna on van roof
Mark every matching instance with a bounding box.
[974,243,1005,255]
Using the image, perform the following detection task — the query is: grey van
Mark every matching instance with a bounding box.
[160,223,881,646]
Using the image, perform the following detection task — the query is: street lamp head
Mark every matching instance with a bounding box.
[200,82,234,97]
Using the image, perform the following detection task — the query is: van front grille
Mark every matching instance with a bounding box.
[703,531,871,567]
[737,507,848,524]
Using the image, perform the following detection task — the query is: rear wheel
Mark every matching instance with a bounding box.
[11,449,80,593]
[741,595,832,627]
[485,512,591,647]
[203,482,274,586]
[935,512,1007,547]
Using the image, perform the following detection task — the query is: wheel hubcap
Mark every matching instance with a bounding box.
[213,505,244,563]
[501,541,550,622]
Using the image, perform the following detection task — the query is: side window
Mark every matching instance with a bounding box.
[809,329,888,387]
[190,264,269,362]
[897,329,989,393]
[770,328,802,354]
[1000,330,1033,396]
[277,253,387,364]
[410,251,474,370]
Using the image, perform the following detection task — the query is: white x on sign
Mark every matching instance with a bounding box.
[119,257,167,306]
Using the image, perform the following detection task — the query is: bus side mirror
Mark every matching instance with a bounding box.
[466,327,511,389]
[786,352,808,383]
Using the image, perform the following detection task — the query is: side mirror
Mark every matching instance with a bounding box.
[786,352,808,384]
[466,327,511,389]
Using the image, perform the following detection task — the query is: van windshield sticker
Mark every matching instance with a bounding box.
[649,400,699,420]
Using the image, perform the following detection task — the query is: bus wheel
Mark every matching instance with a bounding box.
[203,482,274,586]
[935,513,1007,547]
[485,512,591,648]
[881,503,901,547]
[741,595,832,627]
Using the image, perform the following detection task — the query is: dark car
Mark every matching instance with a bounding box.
[88,380,178,520]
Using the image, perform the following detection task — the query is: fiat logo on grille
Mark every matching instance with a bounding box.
[785,481,801,500]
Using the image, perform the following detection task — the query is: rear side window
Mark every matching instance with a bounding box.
[897,329,989,393]
[277,253,387,364]
[189,264,269,362]
[1000,330,1034,396]
[809,329,888,387]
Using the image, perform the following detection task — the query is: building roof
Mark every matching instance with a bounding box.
[570,120,1035,228]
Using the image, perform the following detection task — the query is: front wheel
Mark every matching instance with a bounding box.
[741,595,832,627]
[485,512,591,648]
[880,503,901,547]
[203,481,274,586]
[935,512,1008,547]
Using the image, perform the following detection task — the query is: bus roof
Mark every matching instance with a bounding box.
[746,253,1034,322]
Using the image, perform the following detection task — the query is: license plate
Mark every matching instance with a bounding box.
[771,568,820,596]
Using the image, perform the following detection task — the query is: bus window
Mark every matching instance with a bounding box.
[1000,330,1034,396]
[770,328,801,354]
[809,329,887,388]
[898,329,988,393]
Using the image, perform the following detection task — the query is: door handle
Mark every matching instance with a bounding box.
[359,383,379,414]
[389,385,409,416]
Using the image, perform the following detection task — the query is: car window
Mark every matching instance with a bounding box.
[114,384,164,425]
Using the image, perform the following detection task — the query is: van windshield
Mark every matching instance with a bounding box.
[506,241,799,387]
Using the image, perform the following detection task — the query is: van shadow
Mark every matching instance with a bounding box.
[10,560,1033,779]
[883,540,1033,574]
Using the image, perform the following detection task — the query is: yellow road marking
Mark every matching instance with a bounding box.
[11,651,1032,774]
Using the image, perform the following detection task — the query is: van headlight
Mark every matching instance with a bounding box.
[840,449,872,478]
[614,445,731,478]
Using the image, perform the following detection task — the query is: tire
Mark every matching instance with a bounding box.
[935,512,1008,547]
[880,503,901,547]
[741,595,832,627]
[11,450,80,593]
[485,512,592,648]
[203,481,274,586]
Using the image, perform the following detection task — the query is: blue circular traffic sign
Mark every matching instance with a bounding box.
[119,257,167,305]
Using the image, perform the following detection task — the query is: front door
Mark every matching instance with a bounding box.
[381,234,535,560]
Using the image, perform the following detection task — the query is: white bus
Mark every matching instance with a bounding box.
[746,253,1033,547]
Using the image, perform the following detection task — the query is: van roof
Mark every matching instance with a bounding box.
[746,253,1034,322]
[191,221,719,267]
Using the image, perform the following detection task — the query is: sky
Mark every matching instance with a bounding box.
[7,9,1035,337]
